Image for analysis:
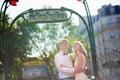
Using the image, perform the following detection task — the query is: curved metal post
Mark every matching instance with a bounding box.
[82,0,98,78]
[9,8,33,31]
[60,7,89,33]
[0,1,11,80]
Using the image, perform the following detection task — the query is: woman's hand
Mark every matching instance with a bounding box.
[74,67,83,74]
[59,64,68,68]
[74,67,88,74]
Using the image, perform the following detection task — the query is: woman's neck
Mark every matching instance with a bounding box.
[75,50,81,55]
[75,50,86,57]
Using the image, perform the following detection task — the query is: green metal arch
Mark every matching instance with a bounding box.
[9,7,98,79]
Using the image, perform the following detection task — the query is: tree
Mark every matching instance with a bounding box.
[0,11,41,79]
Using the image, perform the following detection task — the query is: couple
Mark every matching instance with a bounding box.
[54,39,88,80]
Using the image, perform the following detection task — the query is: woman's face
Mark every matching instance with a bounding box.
[73,42,80,51]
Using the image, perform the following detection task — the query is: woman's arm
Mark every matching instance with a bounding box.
[59,64,70,68]
[75,54,86,74]
[54,56,75,74]
[59,64,83,75]
[77,54,84,68]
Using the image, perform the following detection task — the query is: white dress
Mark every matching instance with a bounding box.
[74,54,89,80]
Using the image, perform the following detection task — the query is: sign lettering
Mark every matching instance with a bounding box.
[29,9,68,23]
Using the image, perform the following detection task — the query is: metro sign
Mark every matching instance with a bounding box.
[29,9,68,23]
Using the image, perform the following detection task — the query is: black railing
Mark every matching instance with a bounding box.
[94,21,120,34]
[102,60,120,68]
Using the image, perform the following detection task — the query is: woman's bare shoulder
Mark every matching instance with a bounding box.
[78,53,86,59]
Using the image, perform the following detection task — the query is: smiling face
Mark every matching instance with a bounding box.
[73,42,80,52]
[72,41,87,57]
[60,39,69,51]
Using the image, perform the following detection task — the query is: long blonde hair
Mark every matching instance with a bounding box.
[72,41,87,58]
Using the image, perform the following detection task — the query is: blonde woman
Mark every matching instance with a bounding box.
[60,41,88,80]
[72,41,88,80]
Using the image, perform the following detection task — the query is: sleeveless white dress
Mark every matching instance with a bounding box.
[74,54,89,80]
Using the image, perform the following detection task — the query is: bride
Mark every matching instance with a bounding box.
[72,41,88,80]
